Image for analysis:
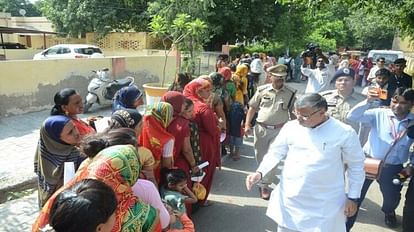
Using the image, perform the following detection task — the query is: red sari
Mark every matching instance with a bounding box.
[139,102,174,184]
[162,92,194,214]
[161,92,192,182]
[71,118,95,137]
[183,79,220,203]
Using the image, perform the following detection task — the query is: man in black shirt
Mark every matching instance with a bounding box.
[390,58,412,88]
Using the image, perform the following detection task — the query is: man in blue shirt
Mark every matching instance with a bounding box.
[346,87,414,230]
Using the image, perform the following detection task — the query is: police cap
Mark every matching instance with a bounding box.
[266,64,287,78]
[331,67,355,83]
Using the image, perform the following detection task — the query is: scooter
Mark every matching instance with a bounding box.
[84,68,134,113]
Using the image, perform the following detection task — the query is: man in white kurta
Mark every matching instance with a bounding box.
[246,93,365,232]
[301,58,336,93]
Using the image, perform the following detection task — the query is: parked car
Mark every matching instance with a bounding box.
[0,43,27,49]
[33,44,104,60]
[368,50,404,65]
[344,50,367,58]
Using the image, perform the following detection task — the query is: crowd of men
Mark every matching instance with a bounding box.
[232,46,414,232]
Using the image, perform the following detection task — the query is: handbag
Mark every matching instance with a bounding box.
[364,157,383,180]
[364,127,407,180]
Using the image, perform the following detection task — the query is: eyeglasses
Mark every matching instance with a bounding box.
[293,109,321,120]
[378,61,385,63]
[317,59,324,62]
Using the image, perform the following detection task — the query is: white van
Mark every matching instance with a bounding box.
[368,50,404,64]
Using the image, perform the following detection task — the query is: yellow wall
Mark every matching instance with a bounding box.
[86,32,163,51]
[1,49,167,60]
[392,36,414,53]
[0,56,175,116]
[2,49,42,60]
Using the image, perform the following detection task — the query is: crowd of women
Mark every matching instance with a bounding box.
[31,63,238,231]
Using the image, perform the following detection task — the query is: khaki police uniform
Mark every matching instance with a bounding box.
[248,64,296,186]
[320,89,367,144]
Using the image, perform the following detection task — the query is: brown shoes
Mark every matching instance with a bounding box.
[260,187,271,200]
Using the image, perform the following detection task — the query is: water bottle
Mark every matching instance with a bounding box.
[392,170,409,185]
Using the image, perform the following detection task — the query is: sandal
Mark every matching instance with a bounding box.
[232,154,241,161]
[201,200,214,207]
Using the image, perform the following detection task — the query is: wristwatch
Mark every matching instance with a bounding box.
[347,197,359,204]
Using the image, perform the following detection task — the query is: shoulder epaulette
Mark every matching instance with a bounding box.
[257,84,272,92]
[320,90,336,96]
[284,85,297,94]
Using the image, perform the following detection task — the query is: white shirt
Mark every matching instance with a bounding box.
[257,118,365,232]
[162,139,174,157]
[301,64,335,93]
[367,65,381,81]
[250,58,263,74]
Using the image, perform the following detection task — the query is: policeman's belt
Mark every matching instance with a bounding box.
[257,122,285,129]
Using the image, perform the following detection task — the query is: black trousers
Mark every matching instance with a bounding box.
[346,164,403,231]
[403,176,414,232]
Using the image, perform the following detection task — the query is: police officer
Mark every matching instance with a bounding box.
[320,67,367,144]
[245,64,297,199]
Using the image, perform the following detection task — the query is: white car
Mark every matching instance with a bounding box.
[33,44,104,60]
[368,50,404,65]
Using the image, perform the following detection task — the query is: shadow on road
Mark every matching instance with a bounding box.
[192,141,279,231]
[356,198,402,232]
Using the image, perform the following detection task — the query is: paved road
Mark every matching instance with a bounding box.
[0,81,408,231]
[0,137,407,232]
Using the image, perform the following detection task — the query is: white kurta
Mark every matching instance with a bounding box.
[257,118,365,232]
[301,64,335,93]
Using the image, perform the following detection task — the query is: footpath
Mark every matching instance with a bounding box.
[0,81,407,232]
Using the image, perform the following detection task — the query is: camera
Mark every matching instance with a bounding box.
[302,43,318,57]
[301,43,321,68]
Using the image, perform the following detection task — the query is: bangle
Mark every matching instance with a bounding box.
[257,171,263,180]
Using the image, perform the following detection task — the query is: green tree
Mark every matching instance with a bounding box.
[39,0,150,37]
[148,0,211,77]
[277,0,413,48]
[345,9,394,50]
[149,13,208,84]
[272,4,308,54]
[0,0,41,17]
[206,0,280,50]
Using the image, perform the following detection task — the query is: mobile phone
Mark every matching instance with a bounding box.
[378,89,388,100]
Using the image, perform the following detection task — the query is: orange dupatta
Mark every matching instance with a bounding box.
[139,102,174,184]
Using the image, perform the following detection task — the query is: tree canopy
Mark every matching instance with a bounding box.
[38,0,150,37]
[0,0,41,17]
[27,0,414,52]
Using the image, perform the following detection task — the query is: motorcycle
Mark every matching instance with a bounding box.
[84,68,134,113]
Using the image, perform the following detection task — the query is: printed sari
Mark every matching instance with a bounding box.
[33,145,161,232]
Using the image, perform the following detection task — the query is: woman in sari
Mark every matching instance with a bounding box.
[168,73,191,92]
[108,109,157,185]
[209,72,227,131]
[42,179,117,232]
[112,85,144,113]
[34,115,85,208]
[232,64,249,106]
[161,92,200,214]
[51,88,95,137]
[183,78,220,206]
[139,102,175,185]
[33,144,161,232]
